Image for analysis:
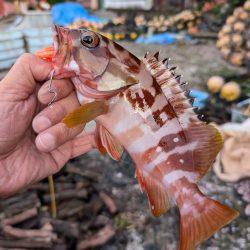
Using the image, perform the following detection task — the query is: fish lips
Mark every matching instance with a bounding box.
[52,25,74,77]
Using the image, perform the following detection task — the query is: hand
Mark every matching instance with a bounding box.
[0,54,94,197]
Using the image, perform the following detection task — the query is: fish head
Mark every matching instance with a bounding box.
[37,25,143,94]
[52,25,109,83]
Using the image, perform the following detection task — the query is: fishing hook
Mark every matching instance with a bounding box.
[48,69,57,107]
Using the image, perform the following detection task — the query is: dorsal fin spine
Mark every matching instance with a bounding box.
[142,54,199,123]
[162,58,170,68]
[154,51,160,60]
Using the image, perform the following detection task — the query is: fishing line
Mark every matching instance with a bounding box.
[48,69,57,107]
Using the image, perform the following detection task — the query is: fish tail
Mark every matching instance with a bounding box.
[176,183,239,250]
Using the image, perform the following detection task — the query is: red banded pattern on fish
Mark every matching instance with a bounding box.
[36,25,239,250]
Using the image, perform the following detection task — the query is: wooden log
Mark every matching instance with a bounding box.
[66,164,99,182]
[28,183,50,192]
[43,189,88,203]
[0,193,40,217]
[75,180,91,189]
[57,200,85,219]
[41,218,79,238]
[1,193,38,208]
[1,208,37,226]
[0,248,28,250]
[2,223,57,241]
[29,182,76,192]
[0,239,52,249]
[99,192,118,214]
[77,224,115,250]
[88,196,104,215]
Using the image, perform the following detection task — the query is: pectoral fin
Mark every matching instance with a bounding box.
[63,101,109,128]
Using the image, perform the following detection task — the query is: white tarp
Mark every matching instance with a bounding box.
[104,0,153,10]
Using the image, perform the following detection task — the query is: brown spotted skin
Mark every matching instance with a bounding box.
[50,26,238,250]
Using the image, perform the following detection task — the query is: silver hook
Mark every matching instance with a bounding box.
[48,69,57,107]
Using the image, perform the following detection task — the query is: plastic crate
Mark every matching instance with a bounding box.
[0,48,25,61]
[23,27,53,53]
[0,57,18,70]
[0,30,24,70]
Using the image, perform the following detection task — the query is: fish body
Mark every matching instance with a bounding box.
[36,25,239,250]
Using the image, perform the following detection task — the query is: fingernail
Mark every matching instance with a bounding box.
[38,84,51,104]
[37,133,56,151]
[33,116,51,133]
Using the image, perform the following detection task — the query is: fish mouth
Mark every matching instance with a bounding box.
[37,25,98,64]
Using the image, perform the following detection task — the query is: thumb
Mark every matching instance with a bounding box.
[1,53,53,96]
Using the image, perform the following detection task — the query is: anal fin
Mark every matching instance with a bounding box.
[136,168,171,217]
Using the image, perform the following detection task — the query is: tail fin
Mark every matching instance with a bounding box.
[177,185,239,250]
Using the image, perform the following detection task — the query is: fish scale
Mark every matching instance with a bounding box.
[36,25,239,250]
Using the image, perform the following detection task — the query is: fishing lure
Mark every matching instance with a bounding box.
[36,25,239,250]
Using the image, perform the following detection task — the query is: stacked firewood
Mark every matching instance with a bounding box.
[0,162,118,250]
[146,10,201,33]
[216,0,250,68]
[68,15,146,41]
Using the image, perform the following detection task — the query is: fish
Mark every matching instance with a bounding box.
[36,25,239,250]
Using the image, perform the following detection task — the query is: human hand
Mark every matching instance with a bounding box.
[0,54,94,197]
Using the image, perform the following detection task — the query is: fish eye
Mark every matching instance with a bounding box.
[82,36,93,44]
[81,33,99,48]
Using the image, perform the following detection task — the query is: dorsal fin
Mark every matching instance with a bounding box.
[142,54,223,179]
[142,54,199,125]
